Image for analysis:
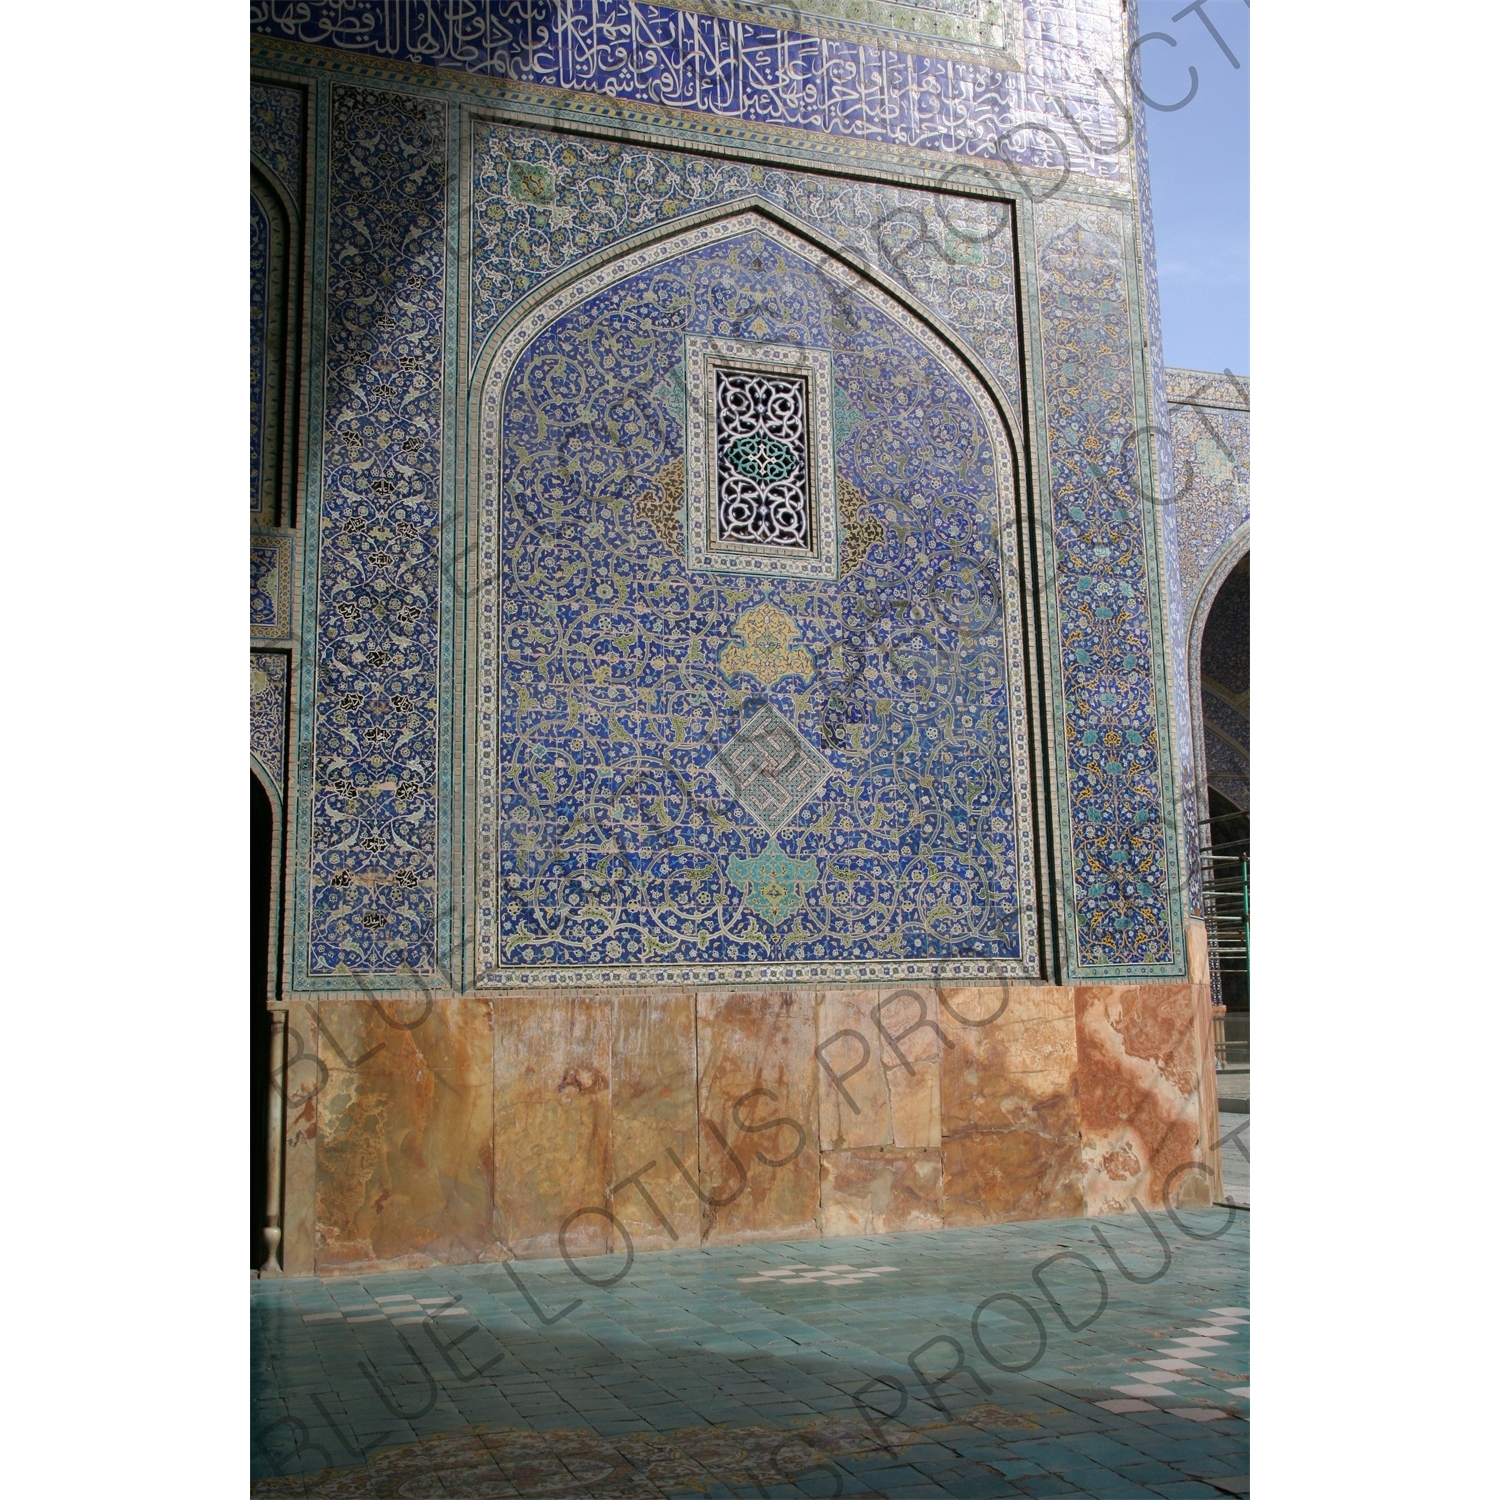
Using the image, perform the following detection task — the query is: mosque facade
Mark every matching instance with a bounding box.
[250,1,1248,1276]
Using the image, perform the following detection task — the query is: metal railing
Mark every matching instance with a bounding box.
[1199,810,1249,1067]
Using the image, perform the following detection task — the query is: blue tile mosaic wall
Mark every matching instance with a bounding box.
[252,652,290,800]
[251,79,305,209]
[476,214,1036,982]
[255,0,1196,987]
[304,85,448,977]
[251,81,302,522]
[251,190,269,516]
[1168,372,1250,598]
[471,125,1023,418]
[1128,92,1199,924]
[1035,206,1175,970]
[250,0,1122,178]
[252,533,294,639]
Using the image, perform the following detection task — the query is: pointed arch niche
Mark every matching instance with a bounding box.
[470,206,1044,988]
[1190,535,1250,820]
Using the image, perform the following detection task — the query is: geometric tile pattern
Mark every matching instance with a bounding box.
[686,336,837,580]
[304,85,447,977]
[708,706,832,834]
[253,0,1120,181]
[714,371,811,553]
[1036,208,1176,971]
[481,216,1036,982]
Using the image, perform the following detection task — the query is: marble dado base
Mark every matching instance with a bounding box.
[280,971,1220,1277]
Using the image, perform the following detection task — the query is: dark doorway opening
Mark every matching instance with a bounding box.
[1197,550,1250,1066]
[251,773,273,1269]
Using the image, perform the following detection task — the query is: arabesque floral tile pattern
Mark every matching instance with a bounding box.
[1037,211,1174,969]
[252,652,289,799]
[470,124,1024,418]
[486,221,1035,981]
[307,86,448,976]
[250,78,304,208]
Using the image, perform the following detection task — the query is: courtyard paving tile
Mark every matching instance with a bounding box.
[252,1208,1247,1497]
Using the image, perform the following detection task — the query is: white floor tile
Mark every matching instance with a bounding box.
[1165,1408,1230,1422]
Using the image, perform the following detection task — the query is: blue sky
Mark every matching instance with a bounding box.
[1137,0,1249,375]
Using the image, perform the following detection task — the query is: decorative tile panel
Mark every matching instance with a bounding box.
[251,79,304,208]
[251,190,270,517]
[252,651,289,799]
[1168,371,1250,597]
[469,125,1024,419]
[252,0,1124,180]
[685,337,837,580]
[305,85,447,977]
[477,212,1036,985]
[708,705,832,834]
[1035,204,1175,972]
[251,530,293,638]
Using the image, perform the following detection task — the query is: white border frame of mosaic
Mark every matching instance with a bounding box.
[474,207,1038,987]
[685,335,838,582]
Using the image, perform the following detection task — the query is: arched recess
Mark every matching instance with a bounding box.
[468,203,1047,986]
[1189,526,1250,824]
[251,165,299,525]
[251,770,275,1267]
[1188,527,1249,1018]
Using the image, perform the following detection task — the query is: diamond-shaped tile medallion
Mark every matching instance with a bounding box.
[708,706,831,834]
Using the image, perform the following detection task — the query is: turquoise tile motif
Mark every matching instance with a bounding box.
[727,839,821,923]
[482,218,1036,981]
[306,85,447,976]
